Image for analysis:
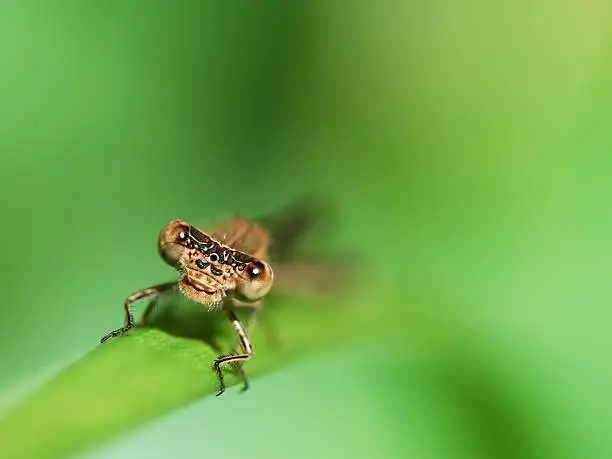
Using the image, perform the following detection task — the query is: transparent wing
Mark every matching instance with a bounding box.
[256,195,337,262]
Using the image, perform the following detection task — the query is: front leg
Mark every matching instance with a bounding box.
[100,282,176,343]
[214,309,253,396]
[229,299,262,350]
[232,301,262,393]
[229,298,279,353]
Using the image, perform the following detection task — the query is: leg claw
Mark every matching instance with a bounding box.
[100,325,133,344]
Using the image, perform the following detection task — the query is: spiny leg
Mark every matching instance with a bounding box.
[233,301,262,351]
[138,292,166,327]
[214,309,253,396]
[233,299,280,352]
[100,282,176,343]
[206,337,250,393]
[230,302,263,393]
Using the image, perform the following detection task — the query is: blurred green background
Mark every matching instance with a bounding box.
[1,1,611,458]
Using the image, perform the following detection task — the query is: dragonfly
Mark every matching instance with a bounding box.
[100,197,347,396]
[100,215,274,396]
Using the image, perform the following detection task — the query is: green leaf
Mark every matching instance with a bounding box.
[0,292,383,459]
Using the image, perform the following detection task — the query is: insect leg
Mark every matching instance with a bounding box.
[230,299,279,354]
[203,337,250,393]
[100,282,176,343]
[214,309,253,396]
[230,302,263,393]
[233,301,262,347]
[138,292,167,327]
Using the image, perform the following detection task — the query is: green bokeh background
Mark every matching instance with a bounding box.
[1,1,611,458]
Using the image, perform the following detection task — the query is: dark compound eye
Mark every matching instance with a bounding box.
[178,231,187,241]
[247,262,265,279]
[209,253,220,262]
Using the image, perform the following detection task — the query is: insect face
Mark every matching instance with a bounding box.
[158,220,273,307]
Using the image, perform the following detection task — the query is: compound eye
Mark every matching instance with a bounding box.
[235,260,273,302]
[247,261,265,278]
[159,220,190,266]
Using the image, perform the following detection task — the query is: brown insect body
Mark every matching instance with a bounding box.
[101,216,274,396]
